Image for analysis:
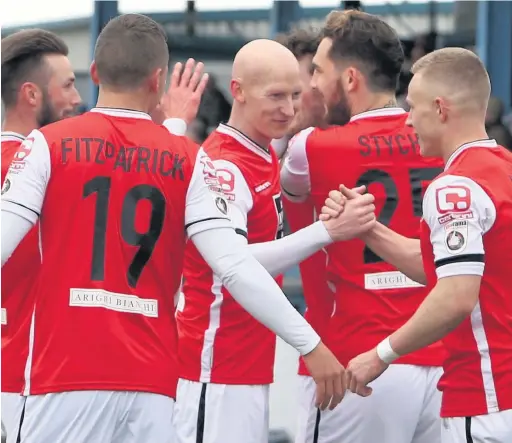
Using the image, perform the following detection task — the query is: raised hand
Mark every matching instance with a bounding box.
[302,342,347,411]
[160,58,209,125]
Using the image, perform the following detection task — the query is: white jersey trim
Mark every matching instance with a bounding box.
[349,107,406,122]
[89,107,152,120]
[1,131,26,142]
[445,139,497,171]
[216,124,272,163]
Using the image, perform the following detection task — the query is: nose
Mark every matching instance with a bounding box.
[71,87,82,107]
[405,114,413,127]
[281,97,295,118]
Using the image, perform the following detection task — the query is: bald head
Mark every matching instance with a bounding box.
[229,39,303,142]
[411,47,490,113]
[232,39,299,86]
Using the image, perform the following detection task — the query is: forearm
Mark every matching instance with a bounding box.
[1,210,34,266]
[389,281,473,355]
[362,222,426,284]
[192,227,321,355]
[248,221,332,277]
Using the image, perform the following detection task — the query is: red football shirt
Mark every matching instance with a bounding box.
[178,123,284,384]
[1,131,40,393]
[420,139,512,417]
[1,108,231,398]
[282,108,446,367]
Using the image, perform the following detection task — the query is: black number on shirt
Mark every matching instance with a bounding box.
[83,177,166,287]
[356,167,442,264]
[273,193,285,239]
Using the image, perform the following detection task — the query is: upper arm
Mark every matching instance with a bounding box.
[423,174,496,280]
[280,127,314,202]
[211,159,253,239]
[185,147,233,238]
[1,129,51,224]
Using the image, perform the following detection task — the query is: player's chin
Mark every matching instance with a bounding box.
[269,120,293,138]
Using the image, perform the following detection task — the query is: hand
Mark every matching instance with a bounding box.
[346,348,389,397]
[302,342,347,411]
[319,185,366,222]
[322,187,376,241]
[160,58,209,125]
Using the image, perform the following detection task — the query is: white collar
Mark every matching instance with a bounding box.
[90,107,151,120]
[350,107,406,122]
[445,139,498,170]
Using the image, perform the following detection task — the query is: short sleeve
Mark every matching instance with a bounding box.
[211,159,253,238]
[185,147,233,238]
[280,127,314,202]
[423,174,496,279]
[1,129,51,224]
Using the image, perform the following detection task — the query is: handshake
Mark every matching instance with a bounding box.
[319,184,376,241]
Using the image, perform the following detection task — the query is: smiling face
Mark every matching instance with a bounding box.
[235,61,303,140]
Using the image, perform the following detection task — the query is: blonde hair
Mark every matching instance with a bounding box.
[411,47,490,111]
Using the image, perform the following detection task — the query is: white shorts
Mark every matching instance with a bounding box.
[2,392,25,443]
[441,410,512,443]
[174,379,269,443]
[14,390,175,443]
[296,365,443,443]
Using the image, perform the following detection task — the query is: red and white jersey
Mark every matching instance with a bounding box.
[1,108,231,398]
[420,139,512,417]
[178,123,284,384]
[1,131,40,394]
[281,108,446,367]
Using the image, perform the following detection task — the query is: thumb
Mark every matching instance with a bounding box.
[339,184,362,199]
[352,185,366,195]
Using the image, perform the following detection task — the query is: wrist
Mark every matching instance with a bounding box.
[314,220,335,245]
[376,336,400,364]
[162,118,187,136]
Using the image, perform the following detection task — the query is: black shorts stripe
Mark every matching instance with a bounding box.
[196,383,207,443]
[465,417,474,443]
[3,200,40,218]
[235,228,248,238]
[435,254,485,268]
[185,217,230,230]
[15,397,26,443]
[313,408,321,443]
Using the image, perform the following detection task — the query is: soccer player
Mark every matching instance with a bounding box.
[0,15,358,443]
[1,28,81,441]
[275,27,335,402]
[281,11,446,443]
[328,47,512,443]
[174,39,376,443]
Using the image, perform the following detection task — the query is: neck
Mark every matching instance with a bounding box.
[227,106,271,148]
[96,88,152,114]
[440,117,489,164]
[350,92,398,117]
[1,108,39,137]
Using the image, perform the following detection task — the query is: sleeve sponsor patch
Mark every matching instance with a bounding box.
[444,220,468,254]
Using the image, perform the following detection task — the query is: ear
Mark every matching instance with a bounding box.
[230,78,245,103]
[434,96,448,123]
[148,67,166,93]
[343,67,359,93]
[19,82,41,108]
[90,61,99,85]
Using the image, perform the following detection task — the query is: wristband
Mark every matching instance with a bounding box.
[163,118,187,136]
[376,337,400,364]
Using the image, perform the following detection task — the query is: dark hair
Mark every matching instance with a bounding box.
[94,13,169,89]
[275,27,320,60]
[322,10,404,92]
[1,29,69,107]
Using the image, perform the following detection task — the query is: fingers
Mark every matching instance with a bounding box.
[328,190,344,205]
[169,62,183,90]
[188,62,205,92]
[320,206,340,220]
[195,73,209,97]
[318,213,331,222]
[320,378,334,411]
[329,369,346,410]
[180,58,195,88]
[315,380,327,410]
[340,184,363,200]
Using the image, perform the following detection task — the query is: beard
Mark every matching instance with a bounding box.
[36,88,62,127]
[326,81,352,126]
